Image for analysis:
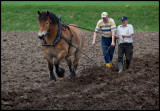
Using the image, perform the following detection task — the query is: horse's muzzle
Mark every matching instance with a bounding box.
[38,35,44,40]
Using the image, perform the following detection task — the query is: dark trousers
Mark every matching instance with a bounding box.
[101,36,116,63]
[118,43,133,66]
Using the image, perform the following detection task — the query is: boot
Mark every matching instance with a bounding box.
[106,63,112,70]
[118,62,123,73]
[125,60,130,69]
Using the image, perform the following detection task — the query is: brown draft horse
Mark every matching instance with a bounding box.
[37,11,85,81]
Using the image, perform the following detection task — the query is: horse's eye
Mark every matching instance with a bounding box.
[46,22,49,25]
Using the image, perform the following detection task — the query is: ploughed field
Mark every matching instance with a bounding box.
[1,30,159,110]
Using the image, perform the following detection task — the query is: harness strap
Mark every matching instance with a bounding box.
[60,35,73,45]
[62,24,74,53]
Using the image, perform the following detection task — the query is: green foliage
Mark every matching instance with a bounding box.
[1,1,159,31]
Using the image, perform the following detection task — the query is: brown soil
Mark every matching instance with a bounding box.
[1,31,159,110]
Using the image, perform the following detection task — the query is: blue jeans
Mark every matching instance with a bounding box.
[101,36,116,63]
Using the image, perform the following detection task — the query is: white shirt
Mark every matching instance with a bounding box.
[116,24,134,44]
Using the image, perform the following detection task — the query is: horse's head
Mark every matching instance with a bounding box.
[37,11,59,39]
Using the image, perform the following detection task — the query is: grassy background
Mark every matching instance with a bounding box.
[1,1,159,31]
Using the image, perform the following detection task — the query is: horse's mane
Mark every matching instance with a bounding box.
[38,11,59,24]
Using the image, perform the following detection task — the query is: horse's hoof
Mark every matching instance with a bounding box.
[57,68,65,78]
[69,73,76,78]
[69,68,76,78]
[49,77,56,82]
[69,71,76,78]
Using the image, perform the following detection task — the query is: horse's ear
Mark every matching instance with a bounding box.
[46,11,52,22]
[38,11,41,15]
[47,11,49,16]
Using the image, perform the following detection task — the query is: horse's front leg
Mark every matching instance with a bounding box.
[48,62,56,81]
[54,52,66,78]
[45,56,56,81]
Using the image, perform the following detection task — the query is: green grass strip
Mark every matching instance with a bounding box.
[1,1,159,31]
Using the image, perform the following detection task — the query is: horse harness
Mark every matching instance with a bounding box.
[39,15,100,65]
[41,17,74,53]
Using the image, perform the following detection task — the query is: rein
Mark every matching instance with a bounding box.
[60,19,102,33]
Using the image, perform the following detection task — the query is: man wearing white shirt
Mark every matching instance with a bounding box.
[115,16,134,73]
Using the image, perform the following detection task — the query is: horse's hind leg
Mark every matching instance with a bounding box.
[73,55,80,70]
[65,57,72,72]
[74,49,82,69]
[68,50,82,78]
[65,57,76,78]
